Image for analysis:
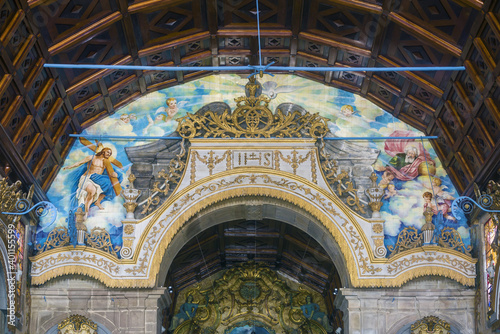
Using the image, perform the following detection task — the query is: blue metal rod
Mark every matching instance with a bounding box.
[70,134,182,140]
[70,134,438,141]
[256,0,262,68]
[323,136,438,140]
[44,64,251,71]
[44,64,466,72]
[269,66,465,72]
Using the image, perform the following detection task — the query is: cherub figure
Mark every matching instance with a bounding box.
[119,113,137,124]
[422,192,455,221]
[144,98,186,135]
[165,97,178,121]
[119,114,130,124]
[424,177,456,218]
[340,105,355,117]
[144,112,167,134]
[383,183,397,199]
[378,170,395,189]
[426,178,455,201]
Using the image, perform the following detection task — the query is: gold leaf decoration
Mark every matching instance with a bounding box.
[85,227,121,257]
[58,314,97,333]
[176,78,329,139]
[411,315,450,333]
[438,227,472,256]
[387,227,422,257]
[36,227,70,252]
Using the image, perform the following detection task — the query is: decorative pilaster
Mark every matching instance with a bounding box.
[120,174,141,259]
[366,172,387,258]
[334,286,474,334]
[121,229,135,259]
[369,220,386,258]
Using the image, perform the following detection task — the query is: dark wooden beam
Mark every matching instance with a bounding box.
[0,124,47,201]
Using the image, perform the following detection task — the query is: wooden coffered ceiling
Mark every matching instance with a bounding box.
[0,0,500,200]
[165,218,343,325]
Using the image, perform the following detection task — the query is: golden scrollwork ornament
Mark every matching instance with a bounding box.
[410,316,450,334]
[57,314,97,334]
[176,77,329,139]
[169,261,332,334]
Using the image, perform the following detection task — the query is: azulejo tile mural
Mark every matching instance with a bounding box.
[38,74,469,256]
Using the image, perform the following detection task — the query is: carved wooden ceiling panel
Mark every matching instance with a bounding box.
[0,0,499,201]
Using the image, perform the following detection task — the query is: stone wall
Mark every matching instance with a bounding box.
[30,277,169,334]
[334,277,475,334]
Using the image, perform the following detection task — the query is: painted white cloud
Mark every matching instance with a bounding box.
[353,94,385,121]
[381,211,401,236]
[119,91,166,113]
[85,198,125,229]
[373,122,419,137]
[86,118,136,137]
[384,177,428,229]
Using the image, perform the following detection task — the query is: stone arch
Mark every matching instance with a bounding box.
[156,195,352,288]
[144,169,366,289]
[40,312,118,334]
